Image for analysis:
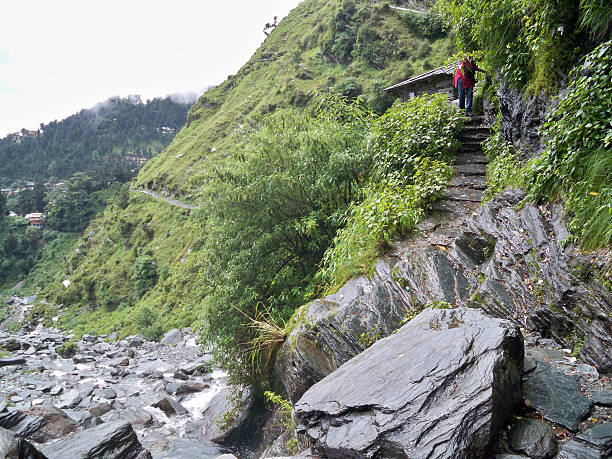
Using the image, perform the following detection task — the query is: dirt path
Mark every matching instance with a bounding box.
[132,188,199,210]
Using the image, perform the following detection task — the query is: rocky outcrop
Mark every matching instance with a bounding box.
[294,308,523,458]
[485,78,554,157]
[276,258,409,403]
[277,189,612,404]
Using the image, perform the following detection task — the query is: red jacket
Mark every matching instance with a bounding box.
[453,59,479,90]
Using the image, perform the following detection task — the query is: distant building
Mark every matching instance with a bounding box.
[125,154,148,164]
[384,65,457,102]
[25,212,44,228]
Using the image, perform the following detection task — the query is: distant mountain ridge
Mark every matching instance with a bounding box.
[0,95,192,187]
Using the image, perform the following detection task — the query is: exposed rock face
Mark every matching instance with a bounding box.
[486,78,553,157]
[466,191,612,372]
[277,190,612,403]
[276,259,408,403]
[294,308,523,458]
[37,420,151,459]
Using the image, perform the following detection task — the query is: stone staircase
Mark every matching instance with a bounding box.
[434,116,490,214]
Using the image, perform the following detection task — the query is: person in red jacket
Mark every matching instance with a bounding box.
[453,56,482,116]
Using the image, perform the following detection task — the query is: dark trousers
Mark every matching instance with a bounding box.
[457,77,473,115]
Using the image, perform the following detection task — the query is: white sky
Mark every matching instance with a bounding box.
[0,0,303,137]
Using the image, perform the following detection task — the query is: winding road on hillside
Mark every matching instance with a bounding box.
[132,188,199,210]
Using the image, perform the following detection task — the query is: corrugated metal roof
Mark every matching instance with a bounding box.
[384,64,455,92]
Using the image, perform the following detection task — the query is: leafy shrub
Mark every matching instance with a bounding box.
[402,10,446,39]
[133,306,164,340]
[264,391,298,454]
[200,94,372,386]
[438,0,609,94]
[482,132,526,201]
[371,94,463,182]
[525,41,612,249]
[132,251,157,298]
[319,158,453,287]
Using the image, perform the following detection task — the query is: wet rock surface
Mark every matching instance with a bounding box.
[277,189,612,409]
[294,308,523,458]
[0,311,237,458]
[509,419,558,458]
[523,363,592,431]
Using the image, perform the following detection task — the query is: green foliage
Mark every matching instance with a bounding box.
[482,132,527,201]
[402,10,446,39]
[526,41,612,249]
[264,390,297,453]
[579,0,612,41]
[133,305,164,340]
[201,95,372,386]
[371,94,463,182]
[438,0,603,93]
[320,158,453,287]
[132,251,158,298]
[56,341,77,357]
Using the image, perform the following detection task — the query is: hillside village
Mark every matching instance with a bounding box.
[0,0,611,458]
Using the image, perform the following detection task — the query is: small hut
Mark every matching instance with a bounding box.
[384,64,457,102]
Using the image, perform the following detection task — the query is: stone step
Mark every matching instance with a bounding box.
[455,153,488,165]
[462,124,490,134]
[445,187,484,202]
[450,175,488,190]
[460,131,490,141]
[453,163,487,176]
[459,145,484,154]
[432,199,479,214]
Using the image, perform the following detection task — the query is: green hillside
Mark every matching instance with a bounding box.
[0,95,191,187]
[40,0,454,339]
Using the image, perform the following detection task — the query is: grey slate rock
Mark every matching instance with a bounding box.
[523,362,592,431]
[37,420,151,458]
[0,357,26,367]
[57,389,82,409]
[509,418,558,459]
[0,411,26,429]
[556,440,605,459]
[201,386,253,444]
[0,427,43,458]
[13,415,45,438]
[152,397,188,416]
[89,402,112,417]
[591,390,612,407]
[160,328,183,346]
[576,423,612,453]
[94,388,117,399]
[119,407,152,426]
[294,308,523,458]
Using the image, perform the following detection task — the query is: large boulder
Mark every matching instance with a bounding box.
[294,308,523,458]
[201,386,253,444]
[36,420,151,458]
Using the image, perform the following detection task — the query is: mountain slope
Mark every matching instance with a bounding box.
[0,96,192,186]
[40,0,454,337]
